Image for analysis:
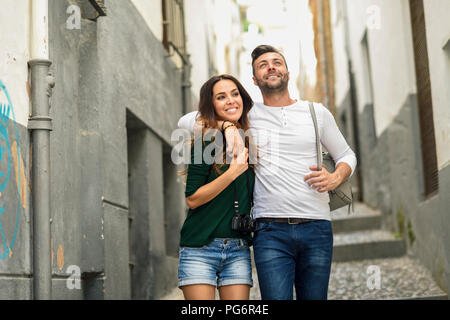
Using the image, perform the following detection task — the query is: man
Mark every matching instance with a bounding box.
[178,45,356,300]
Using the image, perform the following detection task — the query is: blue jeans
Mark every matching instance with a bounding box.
[253,220,333,300]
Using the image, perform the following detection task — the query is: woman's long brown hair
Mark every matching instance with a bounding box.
[191,74,255,176]
[197,74,253,132]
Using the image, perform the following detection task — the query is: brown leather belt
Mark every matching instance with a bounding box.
[256,218,317,225]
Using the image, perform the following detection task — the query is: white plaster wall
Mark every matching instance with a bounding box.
[226,3,242,77]
[368,0,417,136]
[343,0,373,112]
[185,0,243,105]
[209,0,242,78]
[345,0,416,137]
[0,0,31,127]
[132,0,221,104]
[184,0,215,104]
[213,0,234,74]
[130,0,163,41]
[343,0,449,167]
[330,0,350,108]
[423,0,450,169]
[239,0,304,103]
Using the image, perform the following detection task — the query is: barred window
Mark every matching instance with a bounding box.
[162,0,187,65]
[88,0,106,16]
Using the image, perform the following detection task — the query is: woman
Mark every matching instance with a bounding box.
[178,74,255,300]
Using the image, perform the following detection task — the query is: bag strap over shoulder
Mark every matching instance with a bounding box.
[308,102,322,170]
[309,102,354,214]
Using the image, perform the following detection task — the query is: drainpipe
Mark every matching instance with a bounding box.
[28,0,54,300]
[182,55,192,114]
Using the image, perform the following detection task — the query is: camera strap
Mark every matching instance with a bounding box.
[233,170,254,216]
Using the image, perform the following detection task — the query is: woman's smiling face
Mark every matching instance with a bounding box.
[212,79,243,122]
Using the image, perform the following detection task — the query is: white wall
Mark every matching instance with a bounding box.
[330,0,350,108]
[213,0,233,74]
[184,0,216,105]
[0,0,31,127]
[345,0,416,136]
[130,0,163,42]
[185,0,243,106]
[238,0,305,103]
[341,0,450,168]
[132,0,221,105]
[423,0,450,169]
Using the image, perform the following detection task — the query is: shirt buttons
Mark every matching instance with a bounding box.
[281,108,288,127]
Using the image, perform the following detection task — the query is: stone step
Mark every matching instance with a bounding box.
[328,256,447,300]
[333,230,406,262]
[331,202,382,234]
[332,213,382,234]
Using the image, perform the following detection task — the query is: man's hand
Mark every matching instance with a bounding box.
[304,162,351,193]
[304,165,342,193]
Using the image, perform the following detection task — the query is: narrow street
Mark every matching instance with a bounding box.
[163,202,447,300]
[1,0,448,301]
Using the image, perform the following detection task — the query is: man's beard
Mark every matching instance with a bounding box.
[256,72,289,95]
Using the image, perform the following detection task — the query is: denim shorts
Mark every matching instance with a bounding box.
[178,238,253,288]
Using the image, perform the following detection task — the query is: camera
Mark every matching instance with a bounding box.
[231,214,256,234]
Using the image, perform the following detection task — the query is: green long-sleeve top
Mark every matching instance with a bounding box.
[180,139,254,247]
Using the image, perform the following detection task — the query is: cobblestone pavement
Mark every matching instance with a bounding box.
[328,256,447,300]
[162,255,446,300]
[241,253,446,300]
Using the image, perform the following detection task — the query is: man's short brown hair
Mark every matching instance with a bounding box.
[251,45,288,74]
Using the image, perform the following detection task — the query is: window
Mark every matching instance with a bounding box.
[88,0,106,16]
[409,0,439,197]
[162,0,187,66]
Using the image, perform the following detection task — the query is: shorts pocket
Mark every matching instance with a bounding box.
[237,241,249,250]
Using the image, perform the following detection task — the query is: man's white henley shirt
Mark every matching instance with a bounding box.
[178,100,357,221]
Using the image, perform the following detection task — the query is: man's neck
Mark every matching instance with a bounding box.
[261,90,296,107]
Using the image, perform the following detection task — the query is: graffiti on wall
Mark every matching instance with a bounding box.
[0,80,25,260]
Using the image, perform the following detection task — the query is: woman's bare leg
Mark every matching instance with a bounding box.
[218,284,250,300]
[181,284,216,300]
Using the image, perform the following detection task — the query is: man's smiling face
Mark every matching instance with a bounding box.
[252,52,290,93]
